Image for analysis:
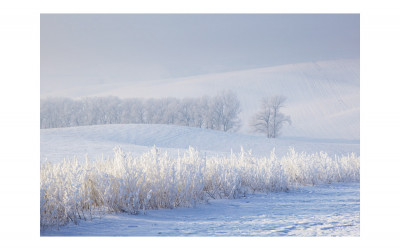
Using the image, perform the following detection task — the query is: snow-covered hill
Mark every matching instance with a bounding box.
[41,123,359,163]
[42,59,360,140]
[40,60,360,236]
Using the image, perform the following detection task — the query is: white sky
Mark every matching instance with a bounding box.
[41,14,359,96]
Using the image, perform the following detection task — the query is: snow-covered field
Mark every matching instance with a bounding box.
[42,182,359,237]
[40,124,359,236]
[43,59,360,140]
[40,59,360,236]
[41,124,359,163]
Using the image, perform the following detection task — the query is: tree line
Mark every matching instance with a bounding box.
[41,91,291,138]
[40,91,241,132]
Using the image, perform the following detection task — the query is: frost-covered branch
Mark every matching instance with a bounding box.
[40,91,242,132]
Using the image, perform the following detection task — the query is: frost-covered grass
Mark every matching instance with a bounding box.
[40,147,359,229]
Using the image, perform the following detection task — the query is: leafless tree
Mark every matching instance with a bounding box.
[251,96,291,138]
[219,90,241,132]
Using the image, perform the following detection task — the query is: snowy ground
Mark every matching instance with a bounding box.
[40,124,360,236]
[40,124,359,163]
[40,59,360,237]
[43,59,360,140]
[41,182,359,236]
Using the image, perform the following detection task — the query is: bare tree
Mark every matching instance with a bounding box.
[177,98,194,126]
[250,97,273,137]
[251,96,291,138]
[219,90,241,132]
[209,91,241,132]
[192,96,208,128]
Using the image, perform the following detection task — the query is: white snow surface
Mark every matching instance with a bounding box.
[41,123,359,236]
[41,59,360,237]
[40,124,359,163]
[41,182,359,236]
[44,59,360,140]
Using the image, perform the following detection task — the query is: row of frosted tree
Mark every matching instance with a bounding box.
[40,91,241,132]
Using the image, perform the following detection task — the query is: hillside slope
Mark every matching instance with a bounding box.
[43,59,359,140]
[41,124,359,163]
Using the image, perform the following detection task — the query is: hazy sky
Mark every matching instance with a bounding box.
[41,14,359,95]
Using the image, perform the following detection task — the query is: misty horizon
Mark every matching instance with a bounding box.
[41,14,359,97]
